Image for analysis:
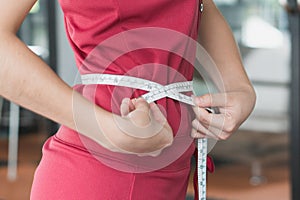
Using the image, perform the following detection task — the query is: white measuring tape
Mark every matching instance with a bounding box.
[81,73,208,200]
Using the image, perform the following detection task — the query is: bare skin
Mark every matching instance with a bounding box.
[0,0,256,154]
[191,0,256,140]
[0,0,173,156]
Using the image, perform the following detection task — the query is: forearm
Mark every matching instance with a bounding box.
[0,0,173,157]
[0,32,77,129]
[190,0,256,139]
[199,0,255,95]
[0,0,175,157]
[0,0,81,130]
[0,33,172,154]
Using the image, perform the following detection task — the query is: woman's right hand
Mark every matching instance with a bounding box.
[0,0,172,157]
[101,98,174,156]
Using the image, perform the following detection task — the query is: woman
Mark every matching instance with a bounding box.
[0,0,255,199]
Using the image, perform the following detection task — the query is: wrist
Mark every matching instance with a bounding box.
[100,113,173,155]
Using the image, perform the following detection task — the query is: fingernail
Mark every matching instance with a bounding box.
[192,96,203,105]
[191,95,198,105]
[131,98,137,104]
[122,98,130,104]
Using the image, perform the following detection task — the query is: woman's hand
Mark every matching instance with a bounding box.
[191,87,256,140]
[99,98,174,156]
[192,0,256,140]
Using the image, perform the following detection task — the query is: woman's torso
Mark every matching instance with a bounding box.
[56,0,201,198]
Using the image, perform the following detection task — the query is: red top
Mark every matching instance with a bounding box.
[55,0,213,199]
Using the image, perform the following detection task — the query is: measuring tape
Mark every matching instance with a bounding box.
[81,73,208,200]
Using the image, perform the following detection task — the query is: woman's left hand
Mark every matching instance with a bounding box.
[191,88,256,140]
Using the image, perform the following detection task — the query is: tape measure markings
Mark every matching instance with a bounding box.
[81,73,207,200]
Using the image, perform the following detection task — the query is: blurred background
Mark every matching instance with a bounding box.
[0,0,299,199]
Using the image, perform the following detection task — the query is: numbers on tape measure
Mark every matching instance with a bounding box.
[81,73,208,200]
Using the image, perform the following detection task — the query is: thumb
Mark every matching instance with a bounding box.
[127,98,151,126]
[132,98,150,113]
[149,102,167,125]
[193,93,227,108]
[120,98,135,117]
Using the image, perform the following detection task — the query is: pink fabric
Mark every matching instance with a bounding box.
[31,0,213,199]
[31,132,192,200]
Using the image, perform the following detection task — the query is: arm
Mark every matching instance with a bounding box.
[0,0,172,155]
[192,0,256,140]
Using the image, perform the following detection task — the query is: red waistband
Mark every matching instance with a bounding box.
[55,126,85,147]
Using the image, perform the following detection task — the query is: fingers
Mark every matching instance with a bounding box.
[132,97,150,112]
[191,119,223,140]
[191,106,236,140]
[121,97,167,125]
[191,128,205,139]
[120,98,134,116]
[192,93,227,108]
[192,106,225,128]
[125,98,151,127]
[114,98,173,155]
[149,102,167,125]
[121,97,151,116]
[191,93,234,140]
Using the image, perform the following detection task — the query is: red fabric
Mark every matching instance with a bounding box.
[31,0,208,199]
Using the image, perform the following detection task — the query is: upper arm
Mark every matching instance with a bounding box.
[198,0,250,91]
[0,0,37,33]
[198,0,228,44]
[198,0,239,59]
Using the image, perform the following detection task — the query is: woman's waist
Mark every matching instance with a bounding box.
[55,125,195,172]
